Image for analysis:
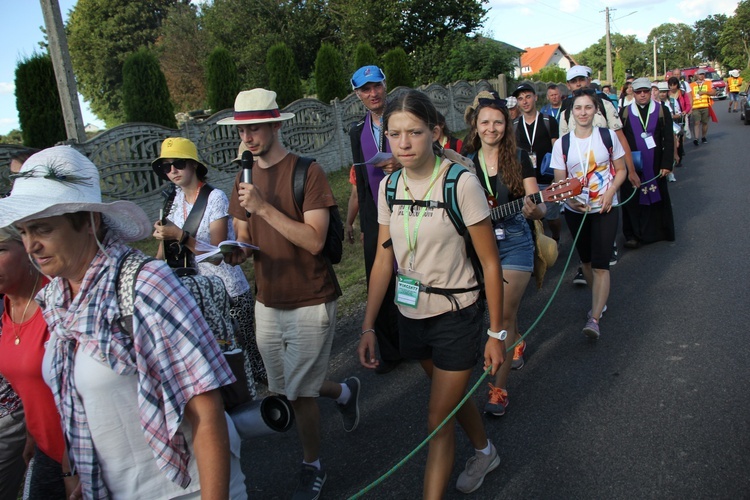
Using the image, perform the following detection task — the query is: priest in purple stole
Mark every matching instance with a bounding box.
[348,66,403,373]
[619,77,676,247]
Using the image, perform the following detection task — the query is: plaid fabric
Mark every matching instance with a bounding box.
[0,374,22,418]
[39,234,233,498]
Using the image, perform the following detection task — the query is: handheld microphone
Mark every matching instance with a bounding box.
[241,150,253,184]
[241,150,253,217]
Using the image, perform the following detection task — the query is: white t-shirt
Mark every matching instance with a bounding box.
[377,159,489,319]
[168,187,250,298]
[550,128,625,213]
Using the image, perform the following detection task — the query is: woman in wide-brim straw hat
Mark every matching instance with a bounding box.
[151,137,266,389]
[0,146,247,499]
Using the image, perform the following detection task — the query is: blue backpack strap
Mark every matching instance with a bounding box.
[442,163,468,236]
[384,168,403,213]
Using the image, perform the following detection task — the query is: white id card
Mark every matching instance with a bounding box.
[529,152,537,169]
[644,135,656,150]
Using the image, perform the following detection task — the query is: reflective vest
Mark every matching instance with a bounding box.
[690,80,712,109]
[728,77,743,93]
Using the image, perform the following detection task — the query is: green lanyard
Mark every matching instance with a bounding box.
[402,157,441,270]
[477,149,496,197]
[637,101,654,134]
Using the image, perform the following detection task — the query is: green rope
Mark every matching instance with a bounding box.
[348,174,662,499]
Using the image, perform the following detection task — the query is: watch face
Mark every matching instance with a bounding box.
[500,331,507,341]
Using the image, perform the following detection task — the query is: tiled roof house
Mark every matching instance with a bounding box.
[519,43,577,77]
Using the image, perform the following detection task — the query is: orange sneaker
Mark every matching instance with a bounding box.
[512,339,526,370]
[484,384,508,416]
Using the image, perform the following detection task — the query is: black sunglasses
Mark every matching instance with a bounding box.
[160,159,188,174]
[633,88,651,95]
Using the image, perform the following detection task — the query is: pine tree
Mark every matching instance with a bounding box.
[382,47,413,88]
[315,43,349,103]
[122,47,177,128]
[266,43,303,107]
[206,47,240,112]
[354,43,379,70]
[14,53,66,148]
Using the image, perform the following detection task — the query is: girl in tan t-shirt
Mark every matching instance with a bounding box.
[357,89,506,497]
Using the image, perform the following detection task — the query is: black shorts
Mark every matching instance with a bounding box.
[565,208,619,270]
[398,301,483,371]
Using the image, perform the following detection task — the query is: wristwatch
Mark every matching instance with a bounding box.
[486,329,508,341]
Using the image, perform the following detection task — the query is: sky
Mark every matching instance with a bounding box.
[0,0,741,136]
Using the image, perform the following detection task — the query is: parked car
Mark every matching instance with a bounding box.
[739,92,750,125]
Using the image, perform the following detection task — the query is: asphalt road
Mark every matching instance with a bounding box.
[240,108,750,499]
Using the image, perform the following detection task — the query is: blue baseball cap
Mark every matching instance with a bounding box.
[351,65,386,90]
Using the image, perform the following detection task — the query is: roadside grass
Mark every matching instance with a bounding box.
[129,165,367,318]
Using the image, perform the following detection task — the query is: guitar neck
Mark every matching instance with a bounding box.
[490,192,542,221]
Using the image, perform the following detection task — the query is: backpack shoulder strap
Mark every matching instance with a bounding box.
[562,133,571,164]
[292,156,315,212]
[182,184,215,235]
[442,163,469,236]
[384,169,403,212]
[115,250,155,336]
[542,114,551,136]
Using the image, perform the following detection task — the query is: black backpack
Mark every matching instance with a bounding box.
[292,157,344,295]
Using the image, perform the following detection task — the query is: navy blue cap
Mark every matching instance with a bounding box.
[351,65,386,90]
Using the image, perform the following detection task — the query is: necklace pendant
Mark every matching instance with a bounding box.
[14,337,20,345]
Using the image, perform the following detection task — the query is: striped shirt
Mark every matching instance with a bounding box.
[39,234,233,498]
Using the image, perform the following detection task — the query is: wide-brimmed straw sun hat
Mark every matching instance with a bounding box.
[151,137,207,181]
[217,89,295,125]
[0,146,151,242]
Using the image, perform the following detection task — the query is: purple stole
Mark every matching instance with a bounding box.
[360,112,391,201]
[628,102,661,205]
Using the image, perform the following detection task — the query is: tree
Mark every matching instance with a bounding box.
[205,47,240,112]
[575,34,649,79]
[0,129,23,145]
[527,66,567,83]
[613,54,625,91]
[327,0,487,55]
[694,14,729,64]
[266,43,303,107]
[719,1,750,70]
[382,47,413,88]
[14,53,66,148]
[315,43,349,102]
[647,23,697,73]
[434,35,516,84]
[155,2,209,113]
[122,47,176,128]
[353,42,379,70]
[66,0,178,126]
[201,0,334,89]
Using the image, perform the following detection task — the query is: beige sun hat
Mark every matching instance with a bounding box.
[217,89,295,125]
[0,146,151,242]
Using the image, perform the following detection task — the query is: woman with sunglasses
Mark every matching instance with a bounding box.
[550,91,627,339]
[151,138,265,390]
[462,91,546,417]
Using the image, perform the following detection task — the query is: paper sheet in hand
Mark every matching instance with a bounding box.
[366,152,393,166]
[195,240,259,264]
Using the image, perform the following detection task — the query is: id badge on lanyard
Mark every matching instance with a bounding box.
[395,269,422,308]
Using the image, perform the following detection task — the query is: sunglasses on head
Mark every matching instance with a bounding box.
[477,92,507,109]
[572,88,596,97]
[160,159,188,174]
[633,89,651,95]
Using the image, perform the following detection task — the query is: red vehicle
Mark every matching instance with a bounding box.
[678,67,727,100]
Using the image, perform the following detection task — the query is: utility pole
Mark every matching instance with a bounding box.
[604,7,613,85]
[653,38,658,80]
[40,0,87,143]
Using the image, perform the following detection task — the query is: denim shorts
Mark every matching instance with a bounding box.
[496,213,534,272]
